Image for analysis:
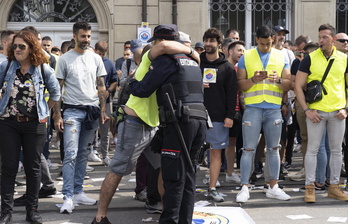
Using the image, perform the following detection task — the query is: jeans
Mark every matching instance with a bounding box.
[295,99,308,163]
[240,106,282,185]
[98,103,111,158]
[305,110,345,185]
[316,130,330,184]
[62,108,99,198]
[0,119,46,212]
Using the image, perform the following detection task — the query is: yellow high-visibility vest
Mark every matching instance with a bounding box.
[244,48,284,105]
[307,47,347,112]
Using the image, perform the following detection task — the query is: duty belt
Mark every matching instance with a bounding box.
[182,104,207,120]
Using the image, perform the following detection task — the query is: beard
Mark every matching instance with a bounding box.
[77,40,90,50]
[204,46,218,54]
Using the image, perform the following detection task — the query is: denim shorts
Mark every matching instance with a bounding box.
[205,121,229,149]
[110,118,160,176]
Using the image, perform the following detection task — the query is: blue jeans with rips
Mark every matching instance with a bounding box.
[240,106,283,185]
[61,108,99,199]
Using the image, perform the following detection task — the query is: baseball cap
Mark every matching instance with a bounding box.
[130,39,143,53]
[195,42,204,49]
[273,25,289,34]
[147,24,179,42]
[179,31,191,43]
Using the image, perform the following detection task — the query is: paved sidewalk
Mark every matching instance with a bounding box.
[12,141,348,224]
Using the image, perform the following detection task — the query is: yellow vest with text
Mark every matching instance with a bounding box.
[244,48,284,105]
[307,47,347,112]
[126,51,159,127]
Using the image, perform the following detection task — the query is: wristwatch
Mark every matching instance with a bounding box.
[276,77,283,84]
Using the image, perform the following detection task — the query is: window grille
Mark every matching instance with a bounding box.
[9,0,97,22]
[336,0,348,33]
[210,0,291,47]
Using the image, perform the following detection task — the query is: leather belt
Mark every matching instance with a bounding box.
[11,115,37,122]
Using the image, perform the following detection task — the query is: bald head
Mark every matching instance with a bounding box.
[334,33,348,53]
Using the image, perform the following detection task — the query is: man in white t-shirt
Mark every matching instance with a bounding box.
[53,21,108,214]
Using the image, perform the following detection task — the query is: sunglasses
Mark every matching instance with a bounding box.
[337,39,348,43]
[12,44,27,50]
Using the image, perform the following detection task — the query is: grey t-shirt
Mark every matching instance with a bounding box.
[56,50,107,107]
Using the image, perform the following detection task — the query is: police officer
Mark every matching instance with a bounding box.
[129,24,207,224]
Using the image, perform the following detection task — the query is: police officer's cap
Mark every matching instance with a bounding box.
[147,24,179,42]
[273,25,289,34]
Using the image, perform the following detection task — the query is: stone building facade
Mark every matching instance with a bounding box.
[0,0,344,61]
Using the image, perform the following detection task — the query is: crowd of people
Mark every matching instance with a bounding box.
[0,20,347,224]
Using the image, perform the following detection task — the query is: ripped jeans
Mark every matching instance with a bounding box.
[61,108,99,198]
[240,106,283,185]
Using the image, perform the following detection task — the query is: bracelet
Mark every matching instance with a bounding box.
[304,108,310,113]
[189,48,193,56]
[282,102,289,106]
[251,77,256,83]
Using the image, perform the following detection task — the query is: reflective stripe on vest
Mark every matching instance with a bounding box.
[244,89,282,98]
[244,48,284,105]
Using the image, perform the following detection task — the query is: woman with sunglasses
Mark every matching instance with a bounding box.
[0,31,60,224]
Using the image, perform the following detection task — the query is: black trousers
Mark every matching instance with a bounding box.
[159,118,206,224]
[0,119,46,212]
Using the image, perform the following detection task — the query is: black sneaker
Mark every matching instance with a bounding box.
[144,202,162,214]
[283,162,292,169]
[39,187,57,198]
[15,180,26,187]
[14,194,27,207]
[26,208,42,224]
[91,217,112,224]
[299,185,326,193]
[0,210,12,224]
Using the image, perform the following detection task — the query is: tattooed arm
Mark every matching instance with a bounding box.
[53,79,64,132]
[97,76,110,124]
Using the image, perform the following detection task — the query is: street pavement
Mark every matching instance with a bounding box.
[12,141,348,224]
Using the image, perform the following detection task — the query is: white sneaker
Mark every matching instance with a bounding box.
[236,185,250,203]
[86,164,95,172]
[226,172,241,183]
[73,192,97,205]
[290,168,305,181]
[207,188,224,202]
[47,159,59,170]
[87,150,101,162]
[102,157,111,167]
[60,198,75,213]
[93,149,100,156]
[266,184,291,201]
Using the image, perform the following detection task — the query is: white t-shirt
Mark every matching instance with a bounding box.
[56,50,107,107]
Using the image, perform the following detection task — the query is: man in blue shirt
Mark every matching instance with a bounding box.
[95,41,118,166]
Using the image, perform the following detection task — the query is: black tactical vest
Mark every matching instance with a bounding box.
[158,54,204,107]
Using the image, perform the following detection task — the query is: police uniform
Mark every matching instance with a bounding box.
[130,52,207,224]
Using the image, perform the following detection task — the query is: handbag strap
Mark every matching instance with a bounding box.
[320,58,334,95]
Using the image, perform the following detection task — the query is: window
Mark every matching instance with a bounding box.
[336,0,348,33]
[210,0,291,47]
[9,0,97,22]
